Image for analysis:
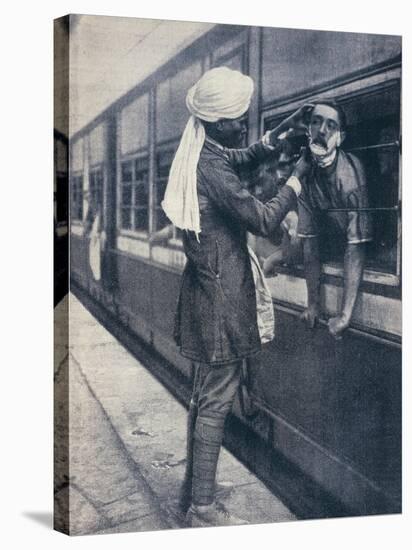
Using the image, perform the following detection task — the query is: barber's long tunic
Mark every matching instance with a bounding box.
[174,139,296,365]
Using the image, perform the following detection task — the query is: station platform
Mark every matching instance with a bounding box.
[54,293,295,536]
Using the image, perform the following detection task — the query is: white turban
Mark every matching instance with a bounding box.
[161,67,254,238]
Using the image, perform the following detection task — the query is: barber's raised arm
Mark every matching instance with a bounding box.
[199,159,301,237]
[266,103,315,146]
[224,103,314,170]
[225,140,277,170]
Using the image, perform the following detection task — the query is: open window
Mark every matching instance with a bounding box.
[71,174,84,221]
[89,167,104,207]
[338,81,400,278]
[119,155,149,235]
[116,92,150,239]
[213,46,246,73]
[261,77,401,288]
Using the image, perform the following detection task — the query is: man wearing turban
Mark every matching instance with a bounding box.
[162,67,309,527]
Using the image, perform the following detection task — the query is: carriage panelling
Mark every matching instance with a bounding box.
[70,234,88,287]
[250,308,401,510]
[261,28,401,106]
[115,252,152,320]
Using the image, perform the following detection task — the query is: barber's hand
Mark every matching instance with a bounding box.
[266,103,313,146]
[282,211,298,236]
[300,304,320,329]
[327,315,350,339]
[284,103,314,132]
[292,147,312,180]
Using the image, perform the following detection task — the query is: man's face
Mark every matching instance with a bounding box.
[309,104,341,153]
[217,114,248,148]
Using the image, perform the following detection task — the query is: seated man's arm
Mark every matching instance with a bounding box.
[262,248,283,277]
[303,239,366,337]
[301,237,322,327]
[297,178,321,327]
[328,244,365,337]
[328,153,373,337]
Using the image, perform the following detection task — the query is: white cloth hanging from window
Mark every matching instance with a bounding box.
[89,213,101,281]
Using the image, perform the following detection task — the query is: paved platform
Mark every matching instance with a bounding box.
[54,293,295,535]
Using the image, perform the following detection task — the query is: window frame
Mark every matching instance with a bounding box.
[117,150,150,239]
[212,44,247,73]
[211,29,249,71]
[70,171,84,223]
[259,67,401,291]
[155,61,203,146]
[88,164,104,209]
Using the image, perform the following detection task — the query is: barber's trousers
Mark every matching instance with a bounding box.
[190,361,242,506]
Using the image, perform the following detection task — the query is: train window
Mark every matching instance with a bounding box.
[121,207,132,230]
[135,208,149,231]
[71,138,84,172]
[211,30,248,71]
[119,156,149,233]
[121,160,133,183]
[156,61,203,144]
[120,94,149,155]
[213,46,246,73]
[71,175,84,221]
[337,83,400,276]
[261,79,401,284]
[89,168,103,207]
[89,123,106,165]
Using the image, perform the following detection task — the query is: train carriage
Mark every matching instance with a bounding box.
[69,22,401,517]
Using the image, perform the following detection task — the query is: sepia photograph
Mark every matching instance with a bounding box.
[53,13,403,537]
[3,0,412,547]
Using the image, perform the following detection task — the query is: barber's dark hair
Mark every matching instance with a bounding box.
[311,99,347,132]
